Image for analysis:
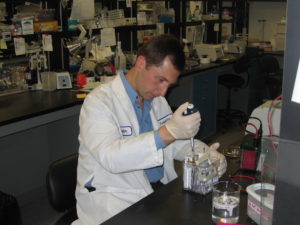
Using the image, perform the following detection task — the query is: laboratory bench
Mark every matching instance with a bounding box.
[102,157,258,225]
[102,180,256,225]
[0,89,83,206]
[0,89,82,127]
[183,55,237,76]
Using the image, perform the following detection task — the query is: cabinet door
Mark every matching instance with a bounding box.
[166,70,217,139]
[193,70,217,138]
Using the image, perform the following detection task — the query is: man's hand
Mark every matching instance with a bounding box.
[165,102,201,140]
[205,142,227,177]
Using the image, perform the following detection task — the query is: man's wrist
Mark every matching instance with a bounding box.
[154,130,166,149]
[158,125,176,145]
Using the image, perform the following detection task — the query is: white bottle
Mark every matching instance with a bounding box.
[114,41,126,73]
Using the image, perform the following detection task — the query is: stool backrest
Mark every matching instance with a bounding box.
[259,55,280,75]
[232,55,251,88]
[234,55,251,74]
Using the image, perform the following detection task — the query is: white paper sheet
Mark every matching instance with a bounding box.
[0,39,7,49]
[42,34,53,51]
[126,0,132,8]
[14,37,26,55]
[101,28,116,47]
[70,0,95,22]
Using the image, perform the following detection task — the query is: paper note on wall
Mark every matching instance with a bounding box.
[291,58,300,104]
[70,0,95,22]
[21,19,34,35]
[0,39,7,49]
[126,0,132,7]
[42,34,53,51]
[101,28,116,47]
[13,37,26,55]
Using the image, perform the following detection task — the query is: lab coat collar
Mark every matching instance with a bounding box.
[119,71,153,109]
[110,73,168,137]
[111,73,140,135]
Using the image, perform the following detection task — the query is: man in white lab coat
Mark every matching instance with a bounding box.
[72,34,227,225]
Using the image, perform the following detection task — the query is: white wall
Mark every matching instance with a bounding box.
[248,2,286,42]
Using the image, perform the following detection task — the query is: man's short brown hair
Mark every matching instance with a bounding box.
[137,34,185,72]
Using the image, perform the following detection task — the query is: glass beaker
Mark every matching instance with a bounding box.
[212,181,241,224]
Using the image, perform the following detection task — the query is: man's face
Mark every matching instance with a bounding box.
[136,56,180,100]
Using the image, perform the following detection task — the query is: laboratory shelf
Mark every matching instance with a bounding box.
[183,19,233,26]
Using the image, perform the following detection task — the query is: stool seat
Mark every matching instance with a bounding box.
[218,74,245,89]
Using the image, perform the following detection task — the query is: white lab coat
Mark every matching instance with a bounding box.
[72,74,208,225]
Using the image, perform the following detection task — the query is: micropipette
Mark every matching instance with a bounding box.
[182,103,198,154]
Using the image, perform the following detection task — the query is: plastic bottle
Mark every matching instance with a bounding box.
[114,41,126,73]
[25,66,36,86]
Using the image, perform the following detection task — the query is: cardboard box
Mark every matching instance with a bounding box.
[33,21,58,32]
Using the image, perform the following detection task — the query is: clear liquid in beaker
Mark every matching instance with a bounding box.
[212,195,239,223]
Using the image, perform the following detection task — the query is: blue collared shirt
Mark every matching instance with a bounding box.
[120,71,166,182]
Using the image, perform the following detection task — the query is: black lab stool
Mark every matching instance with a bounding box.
[218,55,251,131]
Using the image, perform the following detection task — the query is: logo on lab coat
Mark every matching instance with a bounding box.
[158,113,172,125]
[120,126,132,136]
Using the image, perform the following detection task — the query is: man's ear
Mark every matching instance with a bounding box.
[134,55,146,72]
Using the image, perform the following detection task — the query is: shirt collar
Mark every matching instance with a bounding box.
[120,70,153,106]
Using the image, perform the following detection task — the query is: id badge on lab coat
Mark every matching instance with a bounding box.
[120,126,132,136]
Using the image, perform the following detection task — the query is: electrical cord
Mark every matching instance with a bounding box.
[248,116,263,125]
[265,95,282,158]
[262,162,277,178]
[243,116,263,147]
[230,174,260,192]
[243,122,258,138]
[243,121,263,148]
[249,116,263,140]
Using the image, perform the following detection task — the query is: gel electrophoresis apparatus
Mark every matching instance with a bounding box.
[183,152,219,195]
[182,103,219,195]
